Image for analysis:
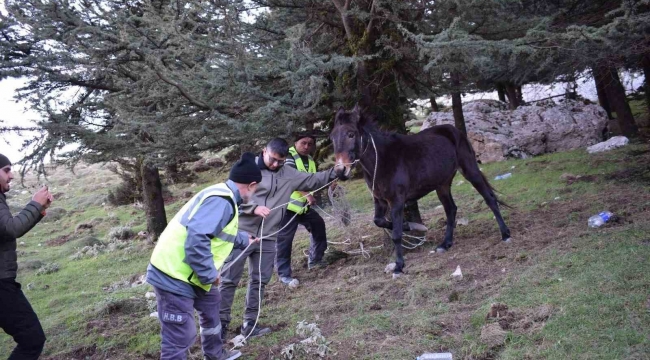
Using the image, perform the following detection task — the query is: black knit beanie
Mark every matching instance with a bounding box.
[229,152,262,184]
[0,154,11,169]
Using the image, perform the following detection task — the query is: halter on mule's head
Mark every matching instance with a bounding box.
[330,104,369,180]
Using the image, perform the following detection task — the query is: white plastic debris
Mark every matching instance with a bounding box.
[384,263,397,274]
[230,334,247,348]
[587,136,629,153]
[417,353,453,360]
[451,265,463,279]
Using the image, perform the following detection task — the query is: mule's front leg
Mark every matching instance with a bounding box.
[390,202,406,277]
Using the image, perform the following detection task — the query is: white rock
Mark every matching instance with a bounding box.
[422,99,609,163]
[586,136,629,153]
[457,218,469,226]
[149,311,159,318]
[145,291,156,299]
[19,241,25,245]
[384,263,396,274]
[287,279,300,289]
[451,265,463,279]
[37,243,42,247]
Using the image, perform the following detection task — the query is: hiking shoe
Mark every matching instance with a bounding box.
[205,349,241,360]
[241,322,272,338]
[280,276,300,288]
[308,260,327,270]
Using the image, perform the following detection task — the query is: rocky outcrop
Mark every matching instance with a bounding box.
[421,100,609,163]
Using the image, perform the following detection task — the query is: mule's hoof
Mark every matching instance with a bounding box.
[392,273,403,280]
[406,222,428,232]
[384,263,397,274]
[436,247,447,253]
[503,238,512,243]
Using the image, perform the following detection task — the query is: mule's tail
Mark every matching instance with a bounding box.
[456,131,512,209]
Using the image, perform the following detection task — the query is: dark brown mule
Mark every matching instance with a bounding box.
[330,105,511,276]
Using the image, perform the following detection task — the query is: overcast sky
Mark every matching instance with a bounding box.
[0,78,39,163]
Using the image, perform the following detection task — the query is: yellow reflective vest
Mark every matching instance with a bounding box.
[150,183,238,291]
[287,146,317,214]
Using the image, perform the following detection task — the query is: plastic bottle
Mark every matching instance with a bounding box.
[494,173,512,180]
[416,353,453,360]
[588,211,613,228]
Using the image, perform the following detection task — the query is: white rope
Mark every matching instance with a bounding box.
[223,170,356,349]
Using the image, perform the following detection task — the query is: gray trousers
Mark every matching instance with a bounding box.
[153,286,224,360]
[218,240,275,327]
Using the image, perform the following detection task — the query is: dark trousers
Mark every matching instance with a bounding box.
[153,286,224,360]
[276,209,327,278]
[218,240,275,328]
[0,278,46,360]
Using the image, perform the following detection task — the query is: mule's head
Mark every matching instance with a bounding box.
[330,104,364,180]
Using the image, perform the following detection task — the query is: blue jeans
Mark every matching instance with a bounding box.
[154,286,224,360]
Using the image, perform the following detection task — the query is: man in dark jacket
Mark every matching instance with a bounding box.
[0,153,53,360]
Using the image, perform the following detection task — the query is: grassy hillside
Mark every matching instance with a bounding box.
[2,143,650,359]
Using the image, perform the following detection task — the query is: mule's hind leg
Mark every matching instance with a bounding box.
[389,200,406,276]
[464,171,511,242]
[436,184,457,252]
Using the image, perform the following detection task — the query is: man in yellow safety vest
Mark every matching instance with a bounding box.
[146,152,262,360]
[276,133,330,286]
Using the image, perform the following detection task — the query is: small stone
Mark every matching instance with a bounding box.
[37,243,42,247]
[149,311,159,318]
[384,263,396,274]
[457,217,469,226]
[230,334,247,348]
[145,291,156,299]
[554,196,560,200]
[19,241,25,246]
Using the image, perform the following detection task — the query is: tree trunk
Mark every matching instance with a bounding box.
[142,163,168,241]
[504,83,520,110]
[430,97,439,112]
[516,85,523,104]
[642,55,650,114]
[593,69,613,119]
[451,72,467,136]
[496,83,506,102]
[594,65,638,137]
